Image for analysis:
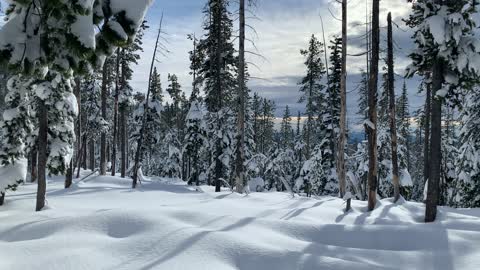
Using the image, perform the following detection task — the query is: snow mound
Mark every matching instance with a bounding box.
[0,172,479,270]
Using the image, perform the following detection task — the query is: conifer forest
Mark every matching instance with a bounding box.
[1,1,480,269]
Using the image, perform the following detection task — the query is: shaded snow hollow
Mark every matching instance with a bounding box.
[0,172,479,270]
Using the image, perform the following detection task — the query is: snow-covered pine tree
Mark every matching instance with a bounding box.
[81,76,109,171]
[198,0,238,191]
[280,106,293,149]
[396,81,411,171]
[327,36,342,155]
[184,101,207,185]
[298,34,326,158]
[406,0,480,222]
[456,89,480,207]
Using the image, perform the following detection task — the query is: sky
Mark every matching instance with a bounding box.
[0,0,424,131]
[132,0,423,131]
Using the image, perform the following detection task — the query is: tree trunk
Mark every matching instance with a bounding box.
[425,59,444,223]
[74,77,83,180]
[36,101,48,212]
[30,147,37,183]
[65,160,73,188]
[0,192,5,206]
[82,135,87,170]
[111,49,120,176]
[234,0,246,194]
[89,139,95,171]
[100,63,108,176]
[337,0,348,201]
[367,0,380,211]
[423,74,431,192]
[120,108,127,178]
[387,13,400,202]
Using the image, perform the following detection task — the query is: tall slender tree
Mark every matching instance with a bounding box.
[367,0,380,211]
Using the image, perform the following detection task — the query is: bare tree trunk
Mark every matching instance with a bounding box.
[36,101,48,212]
[387,13,400,202]
[337,0,348,202]
[132,14,164,188]
[100,63,108,175]
[214,2,224,193]
[423,74,431,191]
[30,147,37,183]
[89,139,95,171]
[73,77,83,181]
[425,58,444,222]
[0,192,4,206]
[111,49,121,176]
[367,0,380,211]
[120,108,126,178]
[82,135,87,170]
[234,0,246,193]
[65,160,73,188]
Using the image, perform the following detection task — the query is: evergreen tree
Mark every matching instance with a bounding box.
[406,0,480,222]
[456,90,480,207]
[280,106,293,149]
[197,0,238,191]
[298,34,326,157]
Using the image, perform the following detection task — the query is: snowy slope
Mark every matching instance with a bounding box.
[0,172,479,270]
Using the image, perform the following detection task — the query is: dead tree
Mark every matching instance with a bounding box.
[234,0,246,193]
[132,14,164,188]
[387,12,400,202]
[337,0,348,206]
[367,0,380,211]
[111,49,121,176]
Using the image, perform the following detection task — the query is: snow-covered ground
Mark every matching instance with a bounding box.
[1,172,480,270]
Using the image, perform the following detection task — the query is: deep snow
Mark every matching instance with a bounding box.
[1,172,479,270]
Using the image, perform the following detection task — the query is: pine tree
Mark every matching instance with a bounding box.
[280,106,293,149]
[406,0,480,222]
[456,90,480,207]
[298,34,326,158]
[0,0,151,210]
[396,81,411,171]
[327,36,342,152]
[198,0,238,191]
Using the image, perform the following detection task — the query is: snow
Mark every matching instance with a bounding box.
[108,21,128,41]
[71,13,96,49]
[0,158,27,191]
[400,169,413,187]
[427,15,446,45]
[110,0,153,30]
[1,172,480,270]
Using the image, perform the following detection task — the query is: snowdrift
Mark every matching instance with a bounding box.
[0,172,479,270]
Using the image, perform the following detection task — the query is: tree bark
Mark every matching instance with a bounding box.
[82,135,87,170]
[65,160,73,188]
[36,101,48,212]
[425,59,444,222]
[120,108,127,178]
[0,192,5,206]
[423,74,431,192]
[337,0,348,201]
[89,139,95,171]
[367,0,380,211]
[73,77,83,181]
[387,13,400,202]
[234,0,246,193]
[111,49,120,176]
[30,147,37,183]
[100,63,108,176]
